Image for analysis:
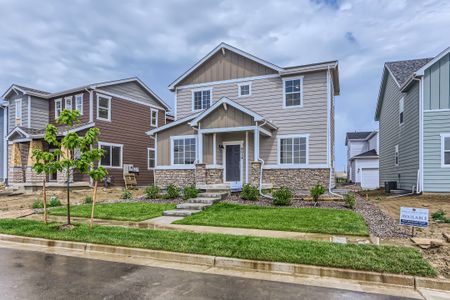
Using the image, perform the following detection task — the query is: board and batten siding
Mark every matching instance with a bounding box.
[176,71,328,165]
[378,74,419,190]
[424,53,450,110]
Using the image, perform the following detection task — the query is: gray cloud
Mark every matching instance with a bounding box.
[1,0,449,170]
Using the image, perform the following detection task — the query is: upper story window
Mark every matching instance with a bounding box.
[55,99,62,119]
[171,136,196,165]
[148,148,155,169]
[399,97,404,125]
[75,94,83,115]
[150,108,158,127]
[395,145,399,166]
[238,83,251,97]
[97,94,111,121]
[279,135,308,164]
[99,142,122,168]
[283,77,303,108]
[192,89,211,111]
[15,99,22,126]
[65,96,73,111]
[441,134,450,167]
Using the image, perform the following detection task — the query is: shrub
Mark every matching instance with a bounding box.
[432,209,449,223]
[32,200,44,209]
[165,184,180,199]
[84,195,93,204]
[145,185,160,199]
[48,195,62,207]
[272,186,293,206]
[183,185,199,200]
[240,184,259,201]
[121,189,132,200]
[344,193,356,209]
[310,183,325,206]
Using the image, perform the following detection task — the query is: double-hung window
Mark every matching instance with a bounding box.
[171,136,196,165]
[55,99,62,119]
[283,77,303,108]
[192,89,211,111]
[148,148,155,169]
[238,83,251,97]
[65,96,73,111]
[99,142,122,168]
[279,135,308,164]
[75,94,83,115]
[441,134,450,167]
[399,97,404,125]
[395,145,399,166]
[150,108,158,127]
[97,94,111,121]
[15,99,22,126]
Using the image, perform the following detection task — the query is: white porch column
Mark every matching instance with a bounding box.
[245,131,249,183]
[212,133,216,165]
[254,125,260,161]
[197,123,203,163]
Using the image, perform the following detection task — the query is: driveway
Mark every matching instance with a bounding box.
[0,247,415,300]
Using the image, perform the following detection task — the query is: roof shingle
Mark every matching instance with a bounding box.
[385,58,433,86]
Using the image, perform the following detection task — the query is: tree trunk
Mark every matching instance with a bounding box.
[43,177,47,224]
[89,181,98,229]
[66,168,71,225]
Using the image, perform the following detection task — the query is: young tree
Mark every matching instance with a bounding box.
[89,167,108,229]
[41,109,105,226]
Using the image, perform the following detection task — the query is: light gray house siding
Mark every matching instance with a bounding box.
[378,74,419,190]
[30,96,49,129]
[100,82,164,109]
[0,107,5,181]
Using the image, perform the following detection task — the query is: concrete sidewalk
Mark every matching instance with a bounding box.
[25,214,372,244]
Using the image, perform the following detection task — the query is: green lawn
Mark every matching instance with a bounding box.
[175,203,369,236]
[48,202,176,221]
[0,219,436,277]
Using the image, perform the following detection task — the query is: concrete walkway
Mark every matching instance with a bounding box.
[0,209,34,219]
[25,214,372,244]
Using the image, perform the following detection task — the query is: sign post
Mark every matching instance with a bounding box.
[400,207,429,237]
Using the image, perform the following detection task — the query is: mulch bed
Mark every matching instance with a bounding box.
[224,193,410,238]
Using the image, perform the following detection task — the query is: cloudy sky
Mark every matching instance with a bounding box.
[1,0,450,170]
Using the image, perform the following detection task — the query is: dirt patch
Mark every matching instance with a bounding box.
[420,246,450,279]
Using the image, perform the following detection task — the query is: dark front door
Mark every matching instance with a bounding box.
[225,144,241,183]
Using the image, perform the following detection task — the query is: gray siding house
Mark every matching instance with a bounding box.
[375,47,450,192]
[0,101,7,182]
[147,43,340,194]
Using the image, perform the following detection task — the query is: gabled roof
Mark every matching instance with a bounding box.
[351,149,378,160]
[345,131,377,146]
[6,122,95,141]
[189,97,277,129]
[146,112,201,136]
[2,77,171,111]
[415,46,450,76]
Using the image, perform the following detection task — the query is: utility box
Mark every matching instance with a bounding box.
[384,181,397,193]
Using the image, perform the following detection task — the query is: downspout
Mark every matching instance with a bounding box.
[413,76,422,194]
[256,120,273,199]
[1,103,7,183]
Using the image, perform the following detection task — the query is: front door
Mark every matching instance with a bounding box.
[225,144,242,189]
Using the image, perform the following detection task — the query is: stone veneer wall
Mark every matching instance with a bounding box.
[154,169,195,188]
[25,167,45,184]
[263,168,330,193]
[206,168,223,184]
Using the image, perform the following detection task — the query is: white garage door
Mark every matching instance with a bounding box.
[361,168,379,189]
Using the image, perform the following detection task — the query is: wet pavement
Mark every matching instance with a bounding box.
[0,247,417,300]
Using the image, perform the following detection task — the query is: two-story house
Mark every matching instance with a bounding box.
[147,43,339,194]
[375,46,450,193]
[2,78,170,190]
[345,131,379,189]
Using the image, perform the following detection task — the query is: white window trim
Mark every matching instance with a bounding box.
[96,94,112,122]
[170,135,197,165]
[98,141,123,169]
[14,99,22,126]
[399,97,404,126]
[147,147,155,169]
[150,108,158,127]
[237,82,252,97]
[65,96,73,111]
[191,88,213,112]
[277,134,310,166]
[440,133,450,168]
[395,145,399,166]
[282,76,304,109]
[75,94,83,115]
[54,98,62,119]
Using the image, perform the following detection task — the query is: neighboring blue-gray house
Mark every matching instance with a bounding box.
[375,47,450,193]
[0,100,7,183]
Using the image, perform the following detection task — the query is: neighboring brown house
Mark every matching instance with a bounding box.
[2,78,170,190]
[147,43,340,194]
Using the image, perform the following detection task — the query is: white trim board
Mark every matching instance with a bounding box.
[96,93,112,122]
[169,135,197,166]
[176,74,279,91]
[95,89,166,111]
[276,134,310,166]
[98,141,123,169]
[440,133,450,168]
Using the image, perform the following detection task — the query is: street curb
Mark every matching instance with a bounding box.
[0,233,448,291]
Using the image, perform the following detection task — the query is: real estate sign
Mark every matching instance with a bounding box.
[400,207,429,228]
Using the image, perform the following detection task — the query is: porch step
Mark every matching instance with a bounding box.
[188,197,221,204]
[197,192,229,200]
[176,203,210,210]
[163,210,200,217]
